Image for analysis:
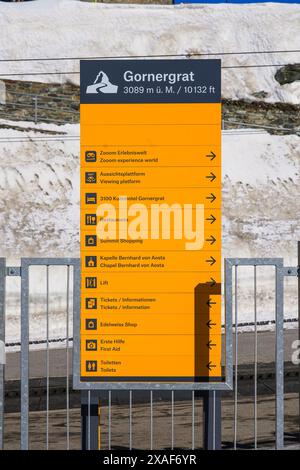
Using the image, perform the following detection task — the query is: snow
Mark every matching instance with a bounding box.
[1,120,299,346]
[0,0,299,346]
[1,121,298,264]
[0,0,300,103]
[0,123,80,262]
[223,129,299,185]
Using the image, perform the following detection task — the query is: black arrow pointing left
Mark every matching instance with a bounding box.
[206,298,217,307]
[206,361,216,371]
[206,340,217,350]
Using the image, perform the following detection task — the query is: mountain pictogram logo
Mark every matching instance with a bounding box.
[86,71,118,94]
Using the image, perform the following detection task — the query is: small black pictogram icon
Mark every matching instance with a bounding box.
[85,151,97,163]
[86,360,97,372]
[86,319,97,330]
[85,256,97,268]
[85,235,97,247]
[86,340,98,351]
[85,214,97,225]
[86,298,97,310]
[85,172,97,184]
[85,277,97,289]
[85,193,97,205]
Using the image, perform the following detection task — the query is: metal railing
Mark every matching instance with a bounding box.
[0,90,298,135]
[0,90,79,125]
[20,258,80,450]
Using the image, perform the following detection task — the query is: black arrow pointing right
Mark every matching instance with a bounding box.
[206,193,216,203]
[206,151,216,161]
[206,214,216,224]
[205,235,216,245]
[206,256,216,266]
[206,277,217,288]
[205,172,216,183]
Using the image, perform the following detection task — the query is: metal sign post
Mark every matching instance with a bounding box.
[76,58,229,449]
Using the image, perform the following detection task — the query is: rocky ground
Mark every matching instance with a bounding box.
[3,393,299,450]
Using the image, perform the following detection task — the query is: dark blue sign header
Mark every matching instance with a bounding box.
[80,59,221,104]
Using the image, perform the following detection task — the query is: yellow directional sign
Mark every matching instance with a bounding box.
[80,59,222,383]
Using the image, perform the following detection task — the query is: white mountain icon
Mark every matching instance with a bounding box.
[86,71,118,94]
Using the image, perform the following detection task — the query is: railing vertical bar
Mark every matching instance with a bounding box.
[171,390,174,450]
[254,265,258,449]
[20,260,29,450]
[34,96,38,124]
[88,390,91,451]
[129,390,132,450]
[66,265,70,450]
[275,266,284,449]
[213,391,216,450]
[192,390,195,450]
[234,265,238,450]
[98,398,101,451]
[225,258,233,392]
[46,265,50,450]
[150,390,153,451]
[108,390,111,450]
[298,241,300,444]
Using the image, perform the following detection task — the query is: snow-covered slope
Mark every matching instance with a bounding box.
[0,0,300,103]
[1,125,299,264]
[0,123,300,263]
[0,0,299,345]
[1,122,299,346]
[0,123,79,259]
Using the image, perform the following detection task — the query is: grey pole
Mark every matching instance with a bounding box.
[20,259,29,450]
[34,96,38,124]
[275,265,284,449]
[298,241,300,444]
[202,390,222,450]
[0,258,6,450]
[81,390,99,450]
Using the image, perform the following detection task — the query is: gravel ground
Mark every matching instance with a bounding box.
[3,393,299,450]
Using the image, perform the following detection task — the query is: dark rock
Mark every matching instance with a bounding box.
[275,64,300,85]
[251,91,269,99]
